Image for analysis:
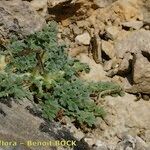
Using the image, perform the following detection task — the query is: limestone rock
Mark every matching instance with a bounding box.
[72,25,82,35]
[0,101,51,150]
[48,0,76,8]
[143,12,150,25]
[105,26,120,40]
[75,32,91,45]
[115,30,150,59]
[128,53,150,94]
[93,0,115,8]
[101,94,150,148]
[117,53,132,75]
[135,136,149,150]
[0,100,79,150]
[77,53,108,82]
[30,0,48,17]
[0,0,45,39]
[84,137,109,150]
[102,40,116,59]
[122,21,143,30]
[69,46,88,57]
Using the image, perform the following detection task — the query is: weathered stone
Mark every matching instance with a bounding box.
[69,46,88,57]
[61,19,71,27]
[75,32,91,45]
[101,40,116,59]
[0,101,52,150]
[93,0,114,8]
[77,53,108,82]
[76,20,91,28]
[102,94,150,148]
[90,34,102,63]
[115,135,136,150]
[30,0,48,17]
[135,136,149,150]
[128,53,150,94]
[48,0,76,8]
[105,26,120,40]
[122,21,143,30]
[84,137,109,150]
[72,25,82,35]
[0,0,45,39]
[143,12,150,25]
[113,0,141,21]
[0,100,83,150]
[117,53,132,75]
[62,27,71,35]
[115,30,150,59]
[103,60,113,71]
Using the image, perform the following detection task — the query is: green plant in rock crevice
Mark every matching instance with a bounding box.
[0,21,123,127]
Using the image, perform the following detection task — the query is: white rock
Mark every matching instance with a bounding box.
[75,32,91,45]
[105,26,120,40]
[30,0,48,17]
[122,21,143,30]
[94,0,113,8]
[77,53,109,82]
[102,40,116,59]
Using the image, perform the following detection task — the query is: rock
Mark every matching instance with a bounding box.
[115,30,150,59]
[61,19,71,27]
[104,58,121,77]
[0,100,50,150]
[93,0,114,8]
[69,46,88,57]
[143,0,150,25]
[145,130,150,146]
[101,40,116,59]
[63,116,85,141]
[117,53,132,75]
[84,137,109,150]
[90,34,102,63]
[62,27,71,36]
[105,26,120,40]
[48,0,76,8]
[30,0,48,17]
[115,135,149,150]
[103,60,113,71]
[127,53,150,94]
[122,21,143,30]
[72,25,82,35]
[113,0,141,21]
[64,37,72,47]
[100,94,150,149]
[0,0,45,39]
[143,12,150,25]
[135,136,149,150]
[113,30,150,94]
[115,135,136,150]
[0,100,83,150]
[75,32,91,45]
[95,117,108,131]
[77,53,108,82]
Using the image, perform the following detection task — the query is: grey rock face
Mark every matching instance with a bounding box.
[128,53,150,94]
[48,0,75,8]
[115,135,149,150]
[0,0,45,39]
[93,0,116,8]
[115,30,150,59]
[114,30,150,94]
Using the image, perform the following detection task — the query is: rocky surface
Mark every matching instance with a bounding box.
[88,94,150,149]
[0,0,150,150]
[0,0,45,39]
[0,100,86,150]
